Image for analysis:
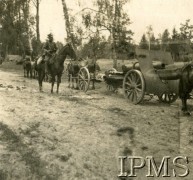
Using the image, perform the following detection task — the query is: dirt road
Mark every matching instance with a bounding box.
[0,62,193,180]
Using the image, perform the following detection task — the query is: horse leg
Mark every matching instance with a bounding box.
[27,70,29,78]
[181,98,187,111]
[181,95,191,116]
[24,68,26,77]
[92,79,95,90]
[56,76,61,94]
[38,71,43,92]
[51,76,55,93]
[30,69,32,78]
[73,77,78,89]
[68,74,70,88]
[33,70,35,79]
[36,71,38,79]
[70,74,72,88]
[39,82,42,92]
[75,77,78,89]
[72,76,74,89]
[34,70,36,79]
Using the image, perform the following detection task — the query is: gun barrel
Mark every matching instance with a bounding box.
[122,61,165,73]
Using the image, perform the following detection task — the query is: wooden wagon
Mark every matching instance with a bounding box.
[67,59,101,92]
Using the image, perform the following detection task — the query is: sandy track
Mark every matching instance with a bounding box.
[0,64,193,180]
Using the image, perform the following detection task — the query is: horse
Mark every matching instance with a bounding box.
[23,57,33,78]
[35,43,76,93]
[23,57,37,79]
[67,60,81,89]
[67,58,100,90]
[179,63,193,115]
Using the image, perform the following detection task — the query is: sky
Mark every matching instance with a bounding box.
[37,0,193,44]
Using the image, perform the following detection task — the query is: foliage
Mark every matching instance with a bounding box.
[80,0,133,65]
[179,19,193,41]
[80,34,109,59]
[31,37,43,58]
[0,0,36,57]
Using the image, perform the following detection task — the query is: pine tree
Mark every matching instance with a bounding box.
[172,28,179,40]
[139,34,148,49]
[161,29,170,51]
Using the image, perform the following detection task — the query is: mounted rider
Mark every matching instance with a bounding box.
[43,33,57,80]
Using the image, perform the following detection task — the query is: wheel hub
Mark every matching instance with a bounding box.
[130,83,136,89]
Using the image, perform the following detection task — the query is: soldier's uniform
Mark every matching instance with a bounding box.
[43,34,57,80]
[43,41,57,61]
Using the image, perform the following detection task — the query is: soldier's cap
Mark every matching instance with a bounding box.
[47,33,53,38]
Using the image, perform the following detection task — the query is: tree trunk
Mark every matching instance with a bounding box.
[36,0,40,42]
[61,0,76,51]
[112,0,118,69]
[111,29,117,69]
[22,1,33,57]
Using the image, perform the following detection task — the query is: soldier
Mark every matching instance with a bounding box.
[43,33,57,81]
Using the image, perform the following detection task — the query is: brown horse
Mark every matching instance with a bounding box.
[179,63,193,115]
[36,43,76,93]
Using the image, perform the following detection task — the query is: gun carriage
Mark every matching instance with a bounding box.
[104,48,187,104]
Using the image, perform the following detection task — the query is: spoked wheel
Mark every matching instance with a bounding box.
[158,93,178,103]
[78,67,90,92]
[123,70,145,104]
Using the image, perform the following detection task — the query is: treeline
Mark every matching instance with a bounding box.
[0,1,193,63]
[79,19,193,60]
[138,20,193,61]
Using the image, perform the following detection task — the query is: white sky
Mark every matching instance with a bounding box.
[38,0,193,44]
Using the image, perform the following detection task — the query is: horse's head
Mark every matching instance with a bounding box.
[60,43,77,60]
